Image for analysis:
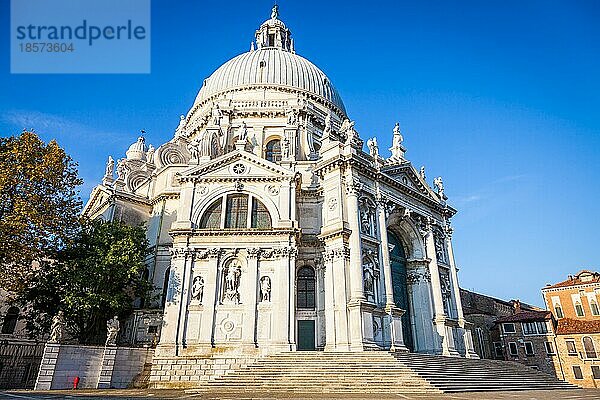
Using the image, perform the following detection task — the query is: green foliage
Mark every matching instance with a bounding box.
[0,131,82,292]
[19,219,153,344]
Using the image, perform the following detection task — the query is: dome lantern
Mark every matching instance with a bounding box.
[255,5,293,52]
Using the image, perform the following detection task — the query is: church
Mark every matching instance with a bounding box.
[83,5,478,372]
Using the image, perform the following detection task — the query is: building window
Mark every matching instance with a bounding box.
[1,307,19,334]
[508,342,518,356]
[524,342,535,356]
[544,341,555,355]
[251,197,271,229]
[199,194,272,230]
[591,301,600,316]
[536,321,548,334]
[297,267,316,309]
[592,366,600,380]
[522,322,537,335]
[554,305,564,319]
[148,325,158,334]
[503,323,516,334]
[265,139,282,162]
[225,194,248,228]
[566,340,577,356]
[583,336,597,359]
[575,301,585,317]
[573,366,583,380]
[199,198,222,229]
[493,342,503,358]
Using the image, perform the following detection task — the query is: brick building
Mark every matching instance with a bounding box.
[460,289,539,360]
[494,304,557,376]
[542,270,600,387]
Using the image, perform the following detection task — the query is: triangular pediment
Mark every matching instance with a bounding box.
[381,163,438,199]
[178,150,295,183]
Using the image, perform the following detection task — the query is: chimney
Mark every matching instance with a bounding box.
[513,299,522,314]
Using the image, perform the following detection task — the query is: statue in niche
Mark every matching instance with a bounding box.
[116,159,128,181]
[260,276,271,302]
[104,156,114,178]
[363,268,375,301]
[223,261,241,304]
[187,138,200,160]
[105,315,120,346]
[49,311,65,343]
[360,210,371,234]
[367,137,379,158]
[191,275,204,303]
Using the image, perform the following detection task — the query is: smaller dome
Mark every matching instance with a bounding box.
[126,136,148,161]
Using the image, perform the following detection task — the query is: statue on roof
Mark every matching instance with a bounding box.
[367,137,379,158]
[271,4,279,19]
[104,156,114,178]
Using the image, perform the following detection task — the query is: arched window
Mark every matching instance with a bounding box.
[554,305,564,319]
[199,198,222,229]
[199,194,272,230]
[583,336,597,359]
[1,307,19,334]
[265,139,281,162]
[297,267,316,309]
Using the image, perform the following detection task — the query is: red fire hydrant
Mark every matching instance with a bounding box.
[73,376,80,390]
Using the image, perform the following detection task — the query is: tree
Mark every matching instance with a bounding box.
[0,131,82,292]
[19,219,153,344]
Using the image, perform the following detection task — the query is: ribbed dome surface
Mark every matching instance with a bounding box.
[194,48,346,114]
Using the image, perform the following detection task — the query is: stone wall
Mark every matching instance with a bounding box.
[35,344,154,390]
[149,355,257,388]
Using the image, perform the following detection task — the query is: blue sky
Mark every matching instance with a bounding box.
[1,0,599,307]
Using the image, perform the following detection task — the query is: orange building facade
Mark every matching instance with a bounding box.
[542,270,600,387]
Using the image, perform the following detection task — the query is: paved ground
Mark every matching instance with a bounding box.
[1,389,599,400]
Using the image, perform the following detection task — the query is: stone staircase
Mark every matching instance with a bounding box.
[392,352,575,392]
[196,351,576,394]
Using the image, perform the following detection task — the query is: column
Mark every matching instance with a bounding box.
[323,252,336,351]
[423,225,450,355]
[155,247,187,357]
[406,260,436,354]
[243,248,260,348]
[376,199,394,307]
[346,179,365,301]
[446,231,479,358]
[176,249,194,354]
[288,247,297,349]
[198,250,220,353]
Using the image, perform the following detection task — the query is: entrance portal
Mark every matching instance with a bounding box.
[297,320,316,350]
[388,231,414,351]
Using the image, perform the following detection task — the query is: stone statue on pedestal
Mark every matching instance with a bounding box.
[260,276,271,302]
[192,275,204,303]
[105,315,120,346]
[49,311,64,343]
[367,137,379,158]
[104,156,114,178]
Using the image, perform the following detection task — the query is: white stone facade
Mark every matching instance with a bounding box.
[83,7,477,364]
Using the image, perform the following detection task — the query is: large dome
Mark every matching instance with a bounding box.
[194,48,346,115]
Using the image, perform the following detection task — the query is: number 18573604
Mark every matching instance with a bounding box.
[19,43,75,52]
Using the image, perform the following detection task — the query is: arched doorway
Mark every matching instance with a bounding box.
[388,231,414,351]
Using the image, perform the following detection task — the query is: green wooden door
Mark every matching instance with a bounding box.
[297,320,316,350]
[388,231,414,351]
